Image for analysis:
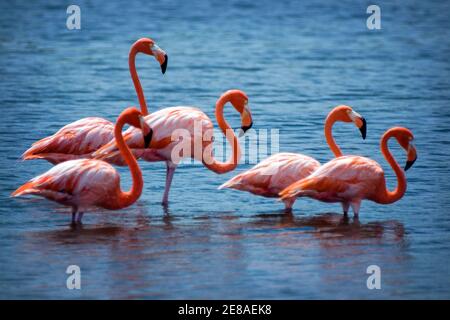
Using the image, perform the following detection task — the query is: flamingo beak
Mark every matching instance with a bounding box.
[349,110,366,140]
[144,129,153,148]
[359,117,367,140]
[404,158,416,171]
[139,116,153,148]
[404,142,417,171]
[239,123,253,137]
[239,103,253,137]
[151,44,168,74]
[160,54,168,74]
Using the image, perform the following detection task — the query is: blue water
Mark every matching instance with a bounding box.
[1,0,449,299]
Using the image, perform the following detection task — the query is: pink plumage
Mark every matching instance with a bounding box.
[13,107,151,225]
[12,159,121,209]
[93,90,253,205]
[219,105,368,212]
[219,153,320,210]
[94,106,214,163]
[22,118,115,164]
[280,127,418,216]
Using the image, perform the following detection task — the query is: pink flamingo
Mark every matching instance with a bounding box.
[93,89,254,205]
[219,105,366,212]
[12,107,152,225]
[21,38,167,164]
[279,127,417,216]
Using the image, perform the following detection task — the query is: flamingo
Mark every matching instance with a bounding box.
[279,127,417,216]
[21,38,167,165]
[218,105,367,212]
[12,107,153,225]
[93,89,254,205]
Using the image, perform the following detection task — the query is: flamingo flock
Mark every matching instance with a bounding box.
[219,105,367,212]
[13,107,152,224]
[12,37,417,225]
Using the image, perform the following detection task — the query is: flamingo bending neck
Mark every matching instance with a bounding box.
[376,130,407,204]
[203,93,241,174]
[112,112,144,209]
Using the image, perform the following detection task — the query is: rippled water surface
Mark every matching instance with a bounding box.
[0,0,449,299]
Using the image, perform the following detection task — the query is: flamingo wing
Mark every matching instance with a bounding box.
[23,117,114,164]
[12,159,120,209]
[279,155,383,202]
[93,106,213,162]
[219,153,321,197]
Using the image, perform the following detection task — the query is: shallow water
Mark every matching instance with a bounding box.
[0,0,449,299]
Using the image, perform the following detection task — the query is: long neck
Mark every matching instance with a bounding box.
[324,112,343,157]
[114,118,144,209]
[202,96,241,174]
[376,132,407,204]
[129,48,148,116]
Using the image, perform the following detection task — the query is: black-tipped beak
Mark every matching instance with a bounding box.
[359,118,367,140]
[144,129,153,148]
[160,54,168,74]
[404,156,417,171]
[239,122,253,137]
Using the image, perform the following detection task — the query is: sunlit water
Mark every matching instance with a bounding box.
[0,0,449,299]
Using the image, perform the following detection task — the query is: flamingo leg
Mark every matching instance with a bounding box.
[162,162,176,206]
[342,202,350,215]
[350,200,361,217]
[283,198,295,213]
[71,207,77,225]
[76,212,84,224]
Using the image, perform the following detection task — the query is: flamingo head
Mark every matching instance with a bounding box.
[222,90,253,137]
[121,107,153,148]
[391,127,417,171]
[331,105,367,139]
[132,38,168,74]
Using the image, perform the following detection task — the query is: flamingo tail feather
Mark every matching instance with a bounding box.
[11,181,38,197]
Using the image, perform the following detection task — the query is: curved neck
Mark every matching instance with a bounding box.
[324,112,343,157]
[376,132,407,204]
[114,117,144,209]
[129,47,148,116]
[203,95,241,174]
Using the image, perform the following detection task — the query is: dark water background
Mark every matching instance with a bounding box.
[0,0,449,299]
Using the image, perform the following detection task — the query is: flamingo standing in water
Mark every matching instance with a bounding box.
[279,127,417,216]
[21,38,167,164]
[93,90,254,205]
[218,105,367,212]
[12,107,153,225]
